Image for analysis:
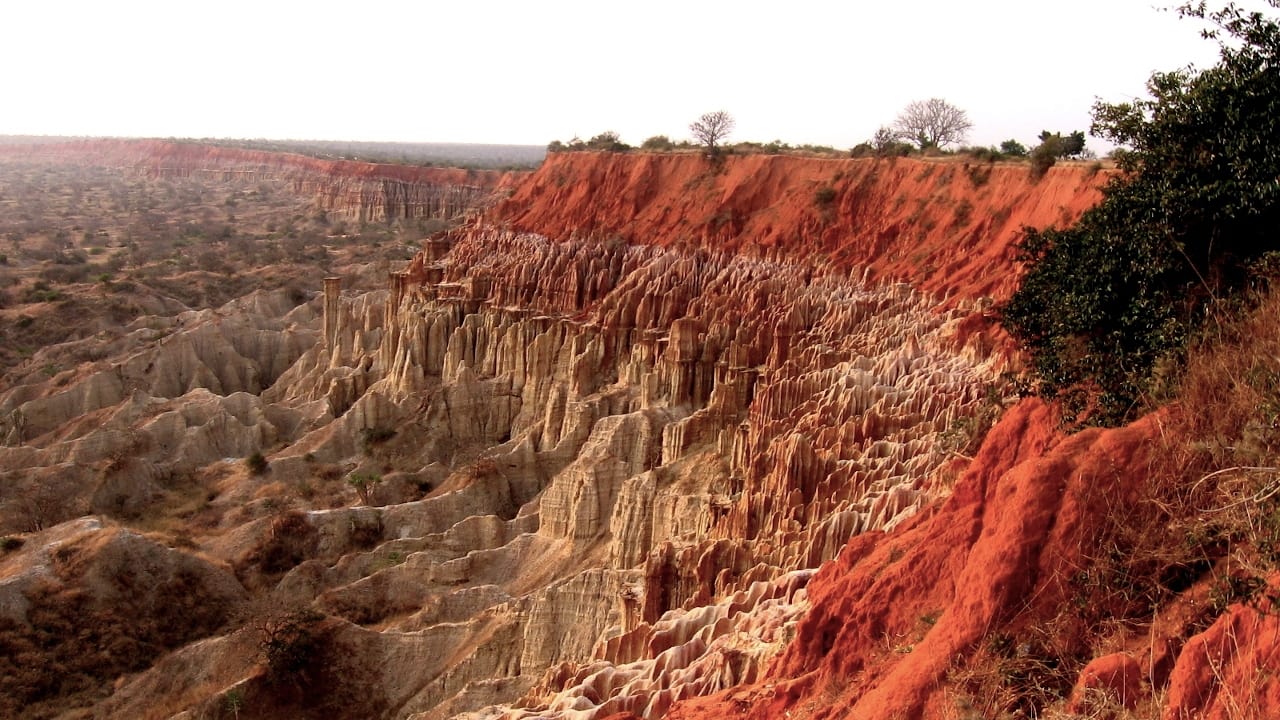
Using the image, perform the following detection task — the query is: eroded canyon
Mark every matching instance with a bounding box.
[2,141,1271,720]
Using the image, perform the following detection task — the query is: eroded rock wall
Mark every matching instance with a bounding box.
[0,150,1130,719]
[236,224,1002,718]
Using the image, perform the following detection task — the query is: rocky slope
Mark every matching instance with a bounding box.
[8,147,1228,720]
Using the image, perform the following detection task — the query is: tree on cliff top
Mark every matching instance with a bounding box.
[892,98,972,150]
[690,111,735,155]
[1002,1,1280,424]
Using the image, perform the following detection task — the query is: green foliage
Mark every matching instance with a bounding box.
[641,135,674,151]
[347,472,382,505]
[813,186,837,206]
[222,688,245,718]
[960,146,1005,163]
[1000,139,1028,157]
[848,142,876,158]
[870,126,913,156]
[1026,131,1086,180]
[1037,130,1086,158]
[586,131,631,152]
[1003,1,1280,424]
[1027,143,1058,180]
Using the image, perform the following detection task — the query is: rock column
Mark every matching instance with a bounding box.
[323,276,342,349]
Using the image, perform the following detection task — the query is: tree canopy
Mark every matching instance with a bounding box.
[690,111,735,153]
[892,98,972,149]
[1002,1,1280,424]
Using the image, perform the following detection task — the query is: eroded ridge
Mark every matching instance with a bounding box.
[3,223,1004,718]
[258,227,1001,717]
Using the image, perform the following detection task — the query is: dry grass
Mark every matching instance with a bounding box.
[945,287,1280,719]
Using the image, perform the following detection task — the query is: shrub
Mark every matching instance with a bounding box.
[0,536,22,553]
[246,452,269,475]
[586,131,631,152]
[347,473,382,505]
[813,186,837,207]
[359,426,396,454]
[1027,142,1058,180]
[849,142,875,158]
[1000,139,1028,157]
[641,135,674,151]
[1003,3,1280,424]
[258,608,327,686]
[961,146,1004,162]
[238,510,319,579]
[965,164,993,188]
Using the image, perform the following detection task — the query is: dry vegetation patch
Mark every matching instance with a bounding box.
[951,288,1280,719]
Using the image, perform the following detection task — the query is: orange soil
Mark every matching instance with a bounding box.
[492,151,1107,303]
[658,399,1280,720]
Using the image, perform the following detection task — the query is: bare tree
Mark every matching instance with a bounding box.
[690,111,735,154]
[893,98,972,150]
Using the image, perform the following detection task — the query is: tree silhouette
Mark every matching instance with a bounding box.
[893,98,972,149]
[690,111,735,154]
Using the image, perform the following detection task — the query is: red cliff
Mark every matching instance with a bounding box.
[491,151,1107,303]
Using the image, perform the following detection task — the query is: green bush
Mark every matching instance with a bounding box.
[1000,139,1028,157]
[1027,143,1058,179]
[641,135,674,151]
[586,131,631,152]
[347,472,382,506]
[848,142,875,158]
[961,146,1004,162]
[1003,3,1280,424]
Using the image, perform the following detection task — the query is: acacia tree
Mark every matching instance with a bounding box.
[690,111,735,154]
[892,98,972,149]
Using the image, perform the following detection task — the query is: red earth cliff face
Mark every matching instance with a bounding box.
[657,399,1115,719]
[492,151,1107,303]
[658,398,1280,720]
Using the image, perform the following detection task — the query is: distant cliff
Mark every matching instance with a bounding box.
[0,138,519,222]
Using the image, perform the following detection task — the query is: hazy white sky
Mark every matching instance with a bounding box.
[0,0,1229,149]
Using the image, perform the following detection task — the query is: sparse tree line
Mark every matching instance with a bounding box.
[547,103,1094,174]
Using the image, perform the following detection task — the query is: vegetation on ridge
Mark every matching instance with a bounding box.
[1003,0,1280,425]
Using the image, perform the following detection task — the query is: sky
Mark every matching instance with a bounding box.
[0,0,1236,150]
